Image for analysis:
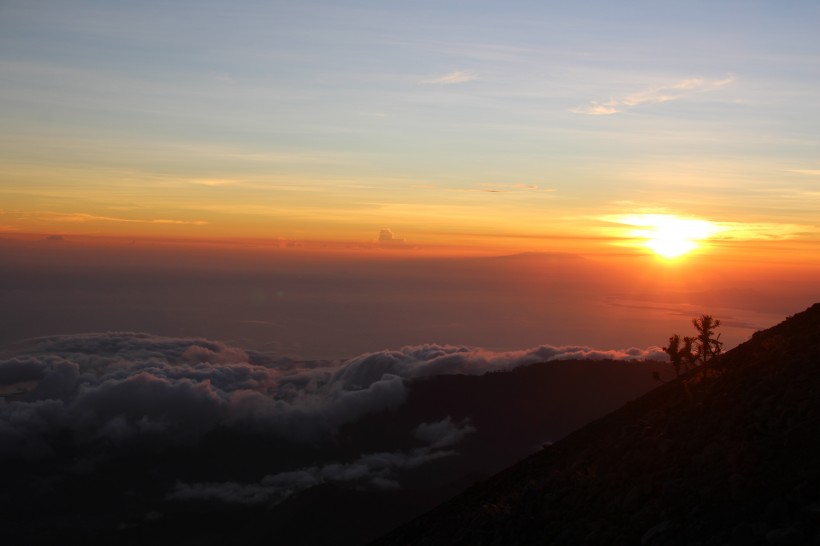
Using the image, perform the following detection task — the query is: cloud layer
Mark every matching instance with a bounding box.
[0,333,664,466]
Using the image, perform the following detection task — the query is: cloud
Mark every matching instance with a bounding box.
[414,415,475,449]
[333,343,667,388]
[0,333,664,464]
[188,178,240,187]
[378,228,405,246]
[572,104,621,116]
[573,75,736,115]
[602,213,810,243]
[477,183,545,193]
[711,221,809,241]
[168,417,476,505]
[0,333,402,461]
[25,211,208,225]
[423,70,476,85]
[0,331,667,516]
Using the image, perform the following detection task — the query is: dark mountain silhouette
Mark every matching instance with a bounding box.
[374,304,820,545]
[339,358,671,486]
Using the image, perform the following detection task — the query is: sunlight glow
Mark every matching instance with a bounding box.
[646,236,696,259]
[616,214,720,259]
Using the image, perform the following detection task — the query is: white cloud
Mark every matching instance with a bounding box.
[571,104,621,116]
[0,333,664,464]
[573,75,736,115]
[0,330,669,518]
[423,70,476,85]
[333,343,666,389]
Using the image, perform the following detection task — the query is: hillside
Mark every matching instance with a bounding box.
[374,304,820,545]
[340,357,671,485]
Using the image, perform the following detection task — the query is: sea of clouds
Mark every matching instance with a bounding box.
[0,332,665,503]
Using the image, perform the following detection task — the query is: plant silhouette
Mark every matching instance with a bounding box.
[691,314,723,376]
[662,334,695,379]
[664,314,723,380]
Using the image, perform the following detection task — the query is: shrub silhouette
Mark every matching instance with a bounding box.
[662,334,695,379]
[691,314,723,376]
[664,314,723,380]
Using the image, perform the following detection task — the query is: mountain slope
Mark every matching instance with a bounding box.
[374,304,820,545]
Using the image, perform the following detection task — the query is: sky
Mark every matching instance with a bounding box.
[1,1,819,252]
[1,1,820,357]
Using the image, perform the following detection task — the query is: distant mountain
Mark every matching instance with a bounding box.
[374,304,820,545]
[341,358,671,485]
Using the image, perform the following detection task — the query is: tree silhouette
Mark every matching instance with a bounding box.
[691,314,723,377]
[663,334,695,379]
[664,314,722,380]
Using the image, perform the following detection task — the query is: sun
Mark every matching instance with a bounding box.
[646,233,696,259]
[613,214,719,259]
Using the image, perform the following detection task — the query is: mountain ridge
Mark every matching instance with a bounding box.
[374,303,820,545]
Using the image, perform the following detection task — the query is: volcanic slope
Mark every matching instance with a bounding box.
[375,304,820,545]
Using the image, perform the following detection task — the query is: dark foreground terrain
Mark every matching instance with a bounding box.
[376,304,820,545]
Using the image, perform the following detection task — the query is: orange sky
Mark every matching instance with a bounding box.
[2,231,818,359]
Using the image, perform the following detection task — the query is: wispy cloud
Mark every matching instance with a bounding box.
[188,178,240,187]
[573,75,736,116]
[478,183,546,193]
[25,212,208,225]
[169,417,477,505]
[713,221,810,241]
[423,70,477,85]
[601,212,810,242]
[575,104,621,116]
